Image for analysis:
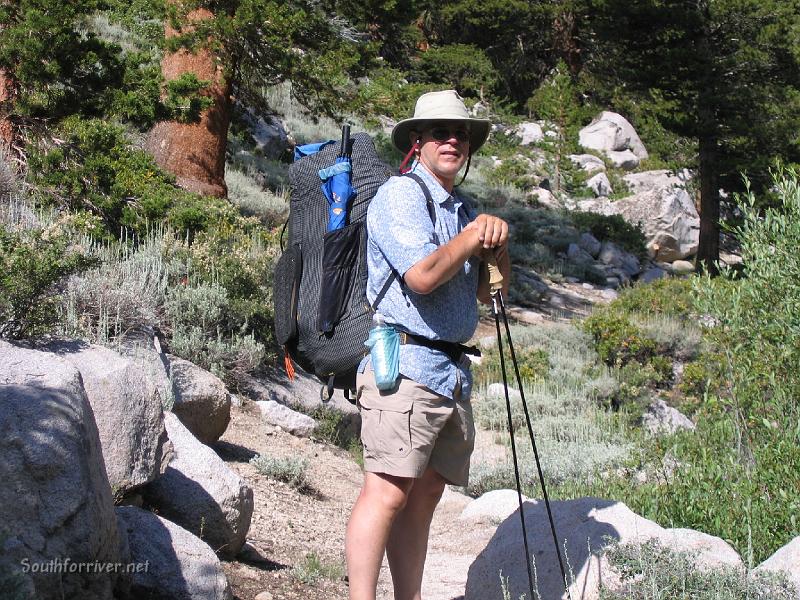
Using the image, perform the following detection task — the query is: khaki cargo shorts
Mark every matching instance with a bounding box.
[355,366,475,487]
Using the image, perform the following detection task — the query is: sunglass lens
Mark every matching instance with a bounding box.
[430,127,469,143]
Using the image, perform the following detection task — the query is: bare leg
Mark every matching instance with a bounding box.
[386,467,447,600]
[346,472,414,600]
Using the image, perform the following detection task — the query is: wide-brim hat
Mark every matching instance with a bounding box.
[391,90,491,155]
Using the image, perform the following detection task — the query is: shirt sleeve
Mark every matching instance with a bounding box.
[367,177,439,276]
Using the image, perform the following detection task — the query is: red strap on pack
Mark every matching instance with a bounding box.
[283,347,296,381]
[398,141,419,174]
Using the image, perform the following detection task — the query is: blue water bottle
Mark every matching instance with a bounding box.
[365,313,400,390]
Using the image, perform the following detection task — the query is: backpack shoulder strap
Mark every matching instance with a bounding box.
[403,172,436,227]
[370,173,437,311]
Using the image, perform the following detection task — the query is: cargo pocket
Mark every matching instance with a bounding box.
[358,389,413,459]
[317,222,362,333]
[273,244,302,346]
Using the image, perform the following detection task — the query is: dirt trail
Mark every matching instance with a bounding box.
[217,399,502,600]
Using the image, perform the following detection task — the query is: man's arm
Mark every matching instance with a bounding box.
[404,214,509,295]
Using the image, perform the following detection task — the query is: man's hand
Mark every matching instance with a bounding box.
[463,214,509,254]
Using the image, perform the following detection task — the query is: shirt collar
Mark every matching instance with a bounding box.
[411,162,457,205]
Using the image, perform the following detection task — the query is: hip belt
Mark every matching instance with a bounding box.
[398,332,481,364]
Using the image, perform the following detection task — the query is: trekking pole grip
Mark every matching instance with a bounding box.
[486,252,504,293]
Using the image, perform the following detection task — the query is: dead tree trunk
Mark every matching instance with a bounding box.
[145,7,230,198]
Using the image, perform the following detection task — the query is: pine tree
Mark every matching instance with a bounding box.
[0,0,120,153]
[586,0,800,273]
[144,0,362,197]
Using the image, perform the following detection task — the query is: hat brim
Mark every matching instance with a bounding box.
[391,117,491,155]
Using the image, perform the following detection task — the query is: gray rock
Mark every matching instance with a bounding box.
[144,413,253,558]
[640,267,669,283]
[0,342,125,600]
[460,490,528,524]
[486,383,521,401]
[527,187,559,208]
[239,368,359,421]
[169,356,231,444]
[579,112,649,159]
[44,340,171,495]
[512,265,551,299]
[671,260,696,274]
[465,498,740,600]
[567,243,595,265]
[754,536,800,597]
[587,172,612,197]
[601,288,619,300]
[569,187,697,262]
[607,149,640,170]
[599,111,649,159]
[117,327,173,409]
[116,506,232,600]
[598,241,624,267]
[662,528,742,571]
[240,106,289,160]
[605,277,621,289]
[619,252,642,277]
[623,169,693,194]
[610,268,632,286]
[576,197,617,216]
[584,263,610,286]
[255,400,317,437]
[642,399,696,435]
[579,232,602,258]
[505,307,546,325]
[569,154,606,173]
[516,122,544,145]
[615,187,699,261]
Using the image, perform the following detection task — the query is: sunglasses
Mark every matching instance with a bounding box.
[427,125,470,144]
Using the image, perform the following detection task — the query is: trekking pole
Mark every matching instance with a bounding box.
[486,257,571,600]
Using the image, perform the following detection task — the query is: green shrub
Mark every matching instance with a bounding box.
[225,167,289,227]
[305,405,361,463]
[634,314,702,361]
[471,321,631,494]
[482,130,523,160]
[678,355,723,411]
[613,278,696,318]
[601,538,796,600]
[569,211,648,256]
[568,167,800,563]
[582,309,656,367]
[27,118,240,240]
[171,224,279,349]
[0,223,94,339]
[355,68,433,122]
[412,44,497,98]
[250,455,309,491]
[164,280,266,385]
[61,230,170,343]
[476,345,549,388]
[612,360,668,409]
[291,552,345,586]
[486,155,540,190]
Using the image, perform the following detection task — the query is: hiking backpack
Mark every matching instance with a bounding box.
[273,132,393,397]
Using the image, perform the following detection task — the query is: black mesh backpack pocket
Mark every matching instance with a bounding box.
[273,244,302,346]
[318,222,363,333]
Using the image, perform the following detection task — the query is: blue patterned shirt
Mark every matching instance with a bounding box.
[358,162,480,400]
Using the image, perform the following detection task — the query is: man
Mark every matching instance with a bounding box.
[345,89,511,600]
